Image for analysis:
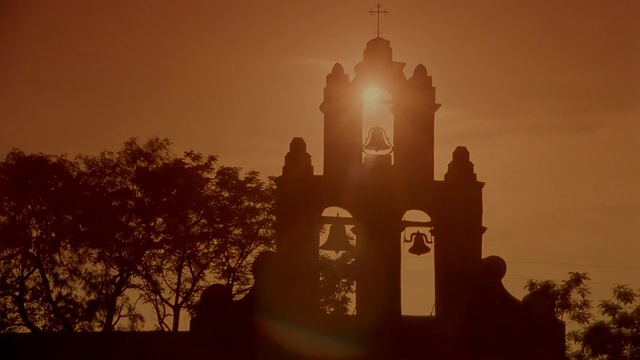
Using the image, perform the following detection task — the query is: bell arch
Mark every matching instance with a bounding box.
[318,206,357,314]
[361,86,394,162]
[319,207,356,253]
[401,209,435,315]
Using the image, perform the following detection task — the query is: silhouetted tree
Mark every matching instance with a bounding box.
[207,167,276,299]
[526,272,593,358]
[0,138,356,332]
[74,138,179,331]
[0,296,20,332]
[526,272,593,326]
[526,273,640,360]
[135,150,218,331]
[578,285,640,360]
[319,246,356,315]
[0,151,88,332]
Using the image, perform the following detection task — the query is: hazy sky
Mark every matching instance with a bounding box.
[1,0,639,316]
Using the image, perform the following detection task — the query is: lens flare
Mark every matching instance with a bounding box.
[361,86,384,103]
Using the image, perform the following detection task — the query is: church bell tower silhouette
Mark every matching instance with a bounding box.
[274,35,486,329]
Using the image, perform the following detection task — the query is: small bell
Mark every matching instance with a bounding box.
[320,223,354,253]
[407,230,431,256]
[363,126,392,152]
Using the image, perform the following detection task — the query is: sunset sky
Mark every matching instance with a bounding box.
[1,0,639,318]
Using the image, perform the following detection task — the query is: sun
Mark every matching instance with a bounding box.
[362,86,384,103]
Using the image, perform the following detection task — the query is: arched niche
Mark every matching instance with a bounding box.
[400,209,435,316]
[318,206,356,314]
[361,86,394,162]
[319,206,356,252]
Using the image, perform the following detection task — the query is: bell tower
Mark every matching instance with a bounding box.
[320,63,360,183]
[276,34,486,325]
[320,36,440,185]
[273,34,565,360]
[394,63,439,185]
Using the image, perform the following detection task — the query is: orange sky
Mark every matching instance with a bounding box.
[1,0,639,317]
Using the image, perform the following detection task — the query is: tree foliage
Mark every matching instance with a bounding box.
[0,138,359,332]
[319,248,356,315]
[526,272,593,326]
[207,167,275,299]
[0,138,276,332]
[0,151,87,332]
[527,273,640,360]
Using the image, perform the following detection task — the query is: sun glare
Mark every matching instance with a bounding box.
[362,86,384,103]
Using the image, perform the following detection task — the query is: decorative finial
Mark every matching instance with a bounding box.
[368,3,388,37]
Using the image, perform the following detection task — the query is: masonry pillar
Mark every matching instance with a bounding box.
[274,138,322,323]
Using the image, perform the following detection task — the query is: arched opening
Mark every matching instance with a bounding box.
[361,86,394,163]
[400,210,435,316]
[319,207,356,315]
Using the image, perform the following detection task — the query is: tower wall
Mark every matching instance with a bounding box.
[432,147,485,330]
[394,64,440,185]
[320,64,362,184]
[353,159,403,321]
[274,139,322,323]
[277,38,487,340]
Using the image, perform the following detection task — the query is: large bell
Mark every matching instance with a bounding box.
[407,230,431,256]
[320,223,354,253]
[364,126,391,152]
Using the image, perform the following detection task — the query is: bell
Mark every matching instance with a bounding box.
[407,230,431,256]
[364,127,391,152]
[320,223,354,252]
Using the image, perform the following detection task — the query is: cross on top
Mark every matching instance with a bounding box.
[369,3,388,37]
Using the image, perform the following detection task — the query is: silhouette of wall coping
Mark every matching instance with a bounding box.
[0,309,564,359]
